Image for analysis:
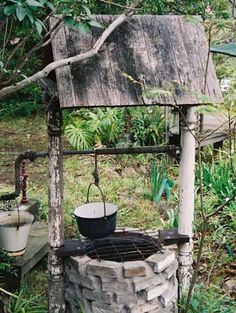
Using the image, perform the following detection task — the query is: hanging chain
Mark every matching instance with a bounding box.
[92,153,100,186]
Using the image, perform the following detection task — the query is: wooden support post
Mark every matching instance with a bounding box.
[47,99,65,313]
[178,107,196,294]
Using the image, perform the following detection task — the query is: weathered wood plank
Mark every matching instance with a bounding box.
[191,22,222,103]
[111,18,142,105]
[50,17,76,108]
[138,16,166,105]
[167,16,199,104]
[178,17,206,99]
[92,16,120,106]
[47,99,65,313]
[50,15,222,108]
[153,16,186,104]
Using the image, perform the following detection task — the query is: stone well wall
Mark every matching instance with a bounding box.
[65,248,178,313]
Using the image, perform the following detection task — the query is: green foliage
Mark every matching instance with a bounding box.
[88,108,124,145]
[129,107,164,146]
[64,108,124,149]
[2,0,54,34]
[59,1,103,33]
[65,118,93,150]
[223,76,236,115]
[180,284,235,313]
[144,160,173,204]
[3,288,47,313]
[164,208,178,228]
[0,249,16,275]
[196,156,236,245]
[149,162,167,202]
[0,84,43,119]
[140,0,230,18]
[1,0,102,35]
[200,159,236,202]
[0,249,18,288]
[64,107,165,150]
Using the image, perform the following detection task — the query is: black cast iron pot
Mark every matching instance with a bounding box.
[74,183,117,239]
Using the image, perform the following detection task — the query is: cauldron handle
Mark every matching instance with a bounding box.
[86,183,107,218]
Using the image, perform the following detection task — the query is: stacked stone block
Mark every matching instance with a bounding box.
[65,248,178,313]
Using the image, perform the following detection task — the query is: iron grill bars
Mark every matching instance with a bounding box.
[83,230,163,262]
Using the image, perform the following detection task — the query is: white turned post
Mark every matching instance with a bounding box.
[47,99,65,313]
[178,107,196,294]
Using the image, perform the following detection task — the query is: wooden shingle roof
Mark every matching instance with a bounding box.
[50,15,222,108]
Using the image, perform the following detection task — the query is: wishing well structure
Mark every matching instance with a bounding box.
[46,14,222,312]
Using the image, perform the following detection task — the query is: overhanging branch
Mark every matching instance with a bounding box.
[0,0,140,100]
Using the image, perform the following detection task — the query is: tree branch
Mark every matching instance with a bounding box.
[98,0,140,10]
[0,0,140,99]
[206,191,236,219]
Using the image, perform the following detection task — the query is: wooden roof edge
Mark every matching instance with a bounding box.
[50,14,222,108]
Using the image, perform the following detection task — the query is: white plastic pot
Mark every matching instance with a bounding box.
[0,211,34,254]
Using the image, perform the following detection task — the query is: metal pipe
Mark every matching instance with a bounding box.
[0,145,180,201]
[0,151,38,201]
[62,145,180,156]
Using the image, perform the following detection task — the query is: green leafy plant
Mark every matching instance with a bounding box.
[64,108,124,149]
[179,283,235,313]
[140,0,230,18]
[65,118,93,150]
[162,208,178,229]
[0,249,18,289]
[145,161,173,203]
[2,0,53,34]
[0,249,16,274]
[0,85,43,119]
[129,107,164,146]
[1,288,47,313]
[88,108,124,145]
[196,158,236,234]
[150,162,166,202]
[199,159,236,202]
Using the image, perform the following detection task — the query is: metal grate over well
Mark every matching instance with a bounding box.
[83,231,163,262]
